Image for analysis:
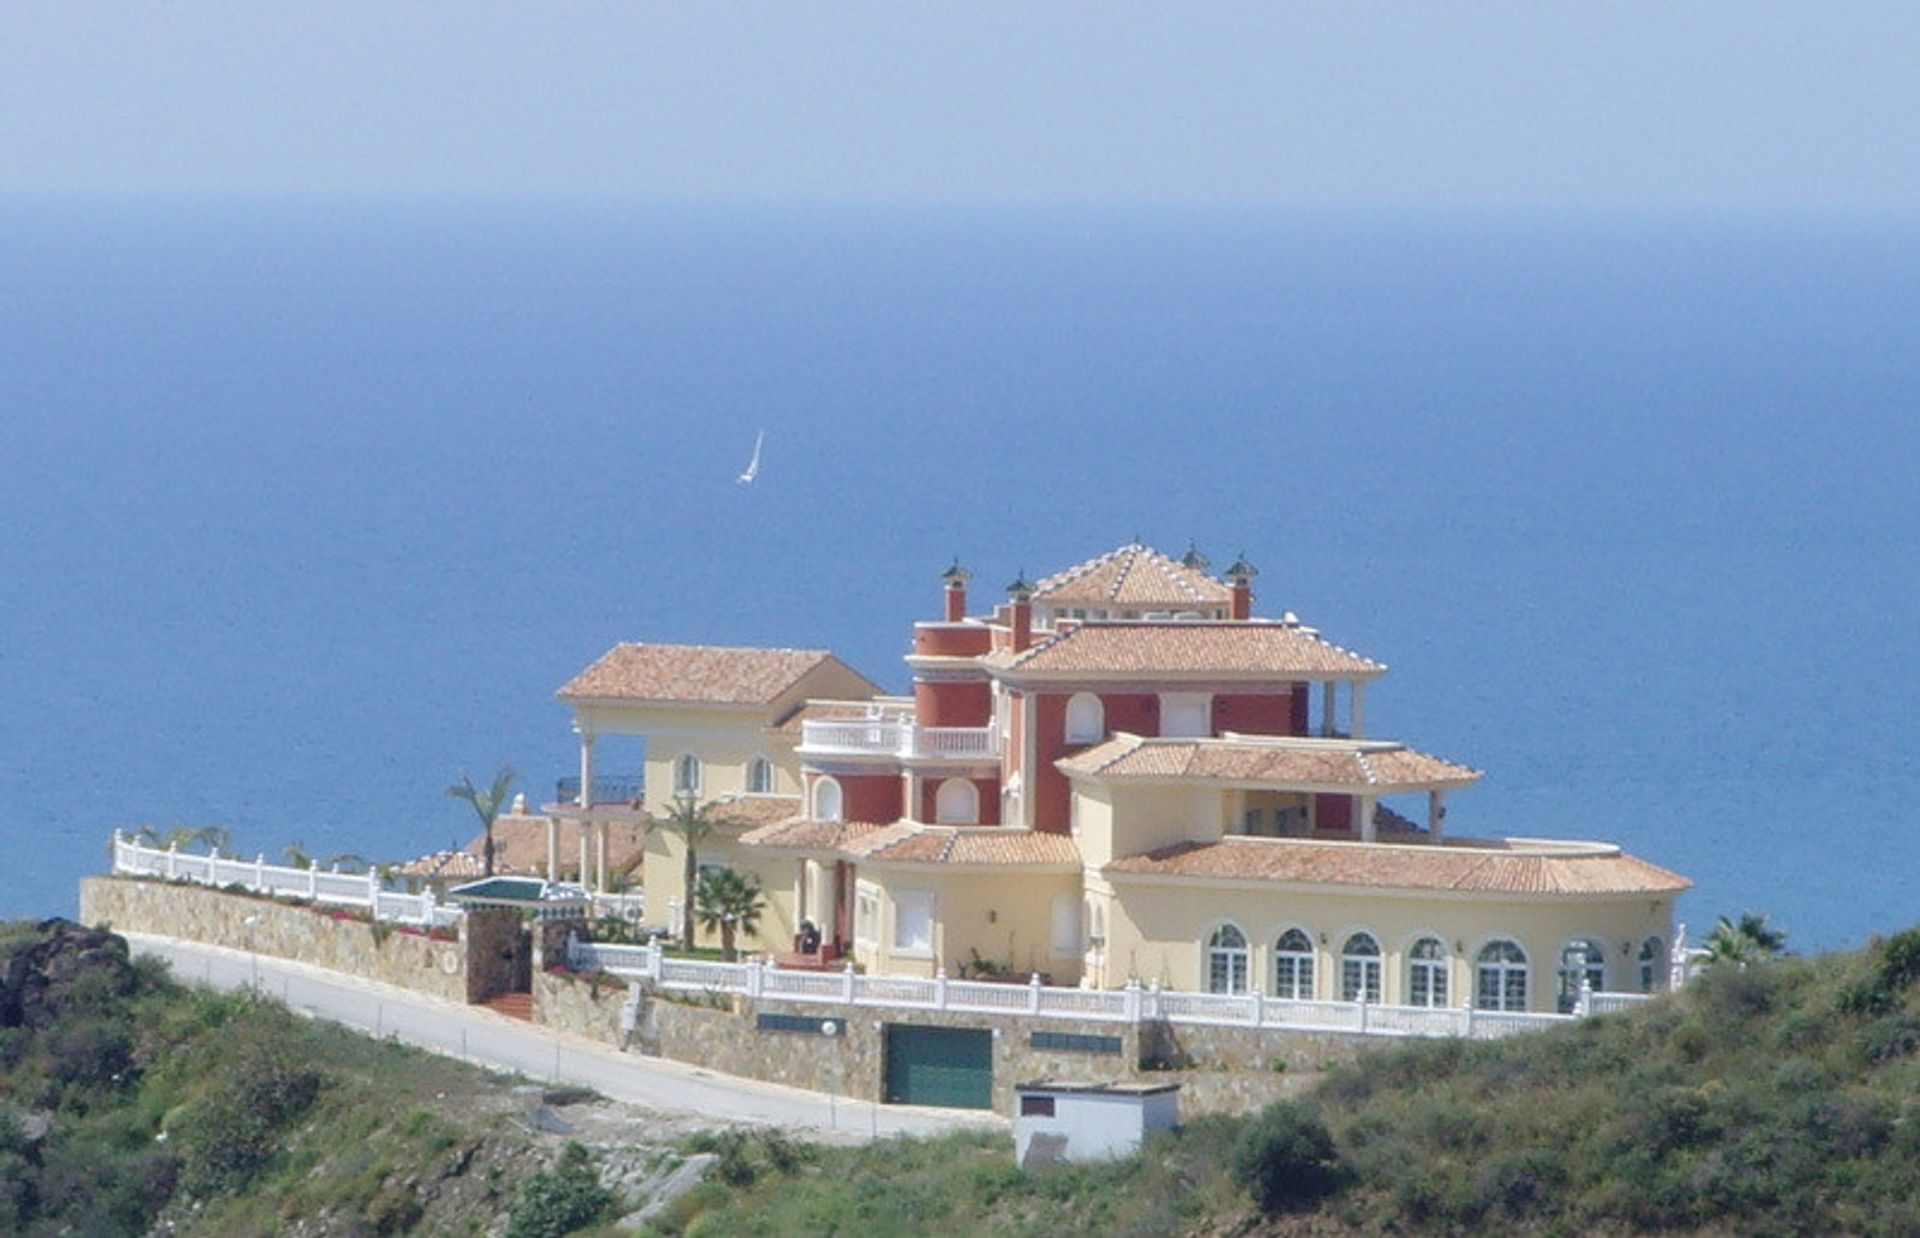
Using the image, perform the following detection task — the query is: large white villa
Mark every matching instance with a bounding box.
[539,543,1688,1015]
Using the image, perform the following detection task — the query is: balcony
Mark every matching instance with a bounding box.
[799,719,997,762]
[554,775,645,807]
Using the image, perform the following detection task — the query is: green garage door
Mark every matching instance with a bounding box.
[884,1024,993,1109]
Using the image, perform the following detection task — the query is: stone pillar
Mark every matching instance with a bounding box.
[546,815,560,880]
[578,820,591,889]
[1428,791,1445,841]
[1357,795,1377,843]
[1321,681,1336,737]
[596,826,609,895]
[575,724,596,808]
[1350,681,1366,739]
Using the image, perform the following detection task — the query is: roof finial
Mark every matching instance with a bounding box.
[1006,568,1034,601]
[1180,540,1211,571]
[941,557,972,585]
[1224,551,1259,582]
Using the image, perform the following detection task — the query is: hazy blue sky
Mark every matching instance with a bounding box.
[3,4,1917,209]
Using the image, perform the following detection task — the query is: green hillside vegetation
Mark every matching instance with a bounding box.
[660,927,1920,1236]
[0,919,621,1236]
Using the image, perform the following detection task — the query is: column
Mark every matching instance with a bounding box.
[546,815,560,880]
[1350,682,1366,740]
[1357,794,1377,843]
[1428,791,1445,842]
[596,827,609,895]
[575,724,596,807]
[1321,681,1336,737]
[578,820,590,888]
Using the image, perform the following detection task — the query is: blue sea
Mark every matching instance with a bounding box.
[3,202,1916,953]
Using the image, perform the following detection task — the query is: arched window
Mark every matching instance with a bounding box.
[1558,939,1608,1012]
[672,754,702,796]
[1065,693,1106,744]
[1341,932,1382,1003]
[1476,940,1529,1011]
[746,756,774,795]
[1272,928,1315,1000]
[934,778,979,825]
[811,775,843,823]
[1638,937,1665,993]
[1408,937,1449,1008]
[1207,924,1250,994]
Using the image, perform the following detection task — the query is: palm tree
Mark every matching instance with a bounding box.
[446,767,517,878]
[654,796,720,941]
[1704,911,1788,966]
[283,841,314,871]
[694,866,765,961]
[323,852,370,874]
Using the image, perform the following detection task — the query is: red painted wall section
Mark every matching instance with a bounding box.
[839,774,902,824]
[1314,794,1352,833]
[919,777,1001,825]
[1213,693,1293,736]
[1032,694,1071,833]
[1291,685,1311,736]
[914,679,991,727]
[913,623,992,657]
[1100,693,1159,737]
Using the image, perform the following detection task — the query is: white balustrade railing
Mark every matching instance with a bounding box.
[109,830,449,928]
[559,938,1598,1043]
[799,720,996,761]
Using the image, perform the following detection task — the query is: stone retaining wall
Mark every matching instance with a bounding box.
[533,966,629,1043]
[79,876,468,1004]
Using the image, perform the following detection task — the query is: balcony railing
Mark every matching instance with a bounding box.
[554,775,645,806]
[799,720,996,761]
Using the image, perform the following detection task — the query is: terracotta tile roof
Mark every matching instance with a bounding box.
[737,817,895,851]
[851,826,1082,868]
[1032,543,1234,608]
[707,795,806,828]
[469,813,649,879]
[393,850,487,880]
[1105,836,1690,896]
[740,819,1081,869]
[985,622,1382,678]
[1058,735,1479,790]
[558,643,848,706]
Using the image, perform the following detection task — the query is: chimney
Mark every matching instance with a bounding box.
[941,558,972,622]
[1006,570,1035,653]
[1224,553,1258,622]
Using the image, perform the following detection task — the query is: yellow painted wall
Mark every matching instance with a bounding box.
[851,868,1082,983]
[640,827,796,954]
[1097,877,1674,1013]
[1072,781,1222,866]
[570,703,803,808]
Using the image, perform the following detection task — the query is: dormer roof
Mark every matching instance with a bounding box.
[984,621,1384,680]
[1031,543,1234,609]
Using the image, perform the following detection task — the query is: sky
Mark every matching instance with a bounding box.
[3,4,1918,210]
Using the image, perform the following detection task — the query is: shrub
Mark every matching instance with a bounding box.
[1231,1100,1340,1213]
[507,1141,613,1238]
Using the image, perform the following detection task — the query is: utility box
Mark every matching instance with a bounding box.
[1013,1081,1180,1168]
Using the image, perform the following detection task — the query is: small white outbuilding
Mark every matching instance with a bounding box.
[1013,1080,1181,1169]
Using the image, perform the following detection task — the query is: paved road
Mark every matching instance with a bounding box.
[125,933,1000,1142]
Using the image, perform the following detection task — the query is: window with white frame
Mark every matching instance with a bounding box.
[811,775,843,822]
[892,890,934,955]
[934,777,979,824]
[1638,937,1665,993]
[1272,928,1315,1000]
[1408,937,1449,1007]
[1206,924,1251,994]
[672,753,702,796]
[746,756,774,794]
[1476,939,1529,1011]
[854,884,880,945]
[1050,893,1081,956]
[1341,932,1382,1003]
[1065,692,1105,744]
[1558,939,1607,1012]
[1160,692,1212,738]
